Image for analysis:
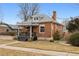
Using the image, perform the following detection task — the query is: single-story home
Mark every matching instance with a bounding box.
[0,22,18,35]
[17,11,63,40]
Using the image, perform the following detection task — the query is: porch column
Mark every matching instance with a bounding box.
[17,25,19,37]
[30,26,32,39]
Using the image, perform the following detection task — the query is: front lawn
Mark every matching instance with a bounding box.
[9,40,79,54]
[0,39,16,44]
[0,48,46,56]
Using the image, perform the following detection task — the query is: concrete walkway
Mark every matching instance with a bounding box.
[0,45,79,56]
[0,41,79,56]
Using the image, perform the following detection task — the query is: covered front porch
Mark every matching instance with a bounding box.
[17,22,39,41]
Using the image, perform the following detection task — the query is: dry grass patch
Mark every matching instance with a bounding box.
[0,39,16,44]
[0,48,46,56]
[9,41,79,54]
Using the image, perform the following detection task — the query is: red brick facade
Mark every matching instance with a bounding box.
[36,22,51,38]
[26,22,63,39]
[20,11,63,39]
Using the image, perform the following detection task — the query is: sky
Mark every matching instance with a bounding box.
[0,3,79,25]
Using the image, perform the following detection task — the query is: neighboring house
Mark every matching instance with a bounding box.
[17,11,63,40]
[0,22,18,35]
[9,25,18,32]
[0,22,11,33]
[0,25,8,33]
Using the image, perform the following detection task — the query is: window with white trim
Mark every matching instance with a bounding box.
[34,17,38,20]
[39,25,45,33]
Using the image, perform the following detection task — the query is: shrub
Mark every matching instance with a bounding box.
[50,40,54,42]
[8,31,16,36]
[13,36,17,40]
[32,32,37,41]
[32,36,37,41]
[53,31,61,41]
[68,32,79,46]
[63,32,71,41]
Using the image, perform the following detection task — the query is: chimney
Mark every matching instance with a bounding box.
[52,11,56,22]
[52,11,56,33]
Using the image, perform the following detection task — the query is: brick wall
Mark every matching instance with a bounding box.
[0,26,7,32]
[33,22,52,38]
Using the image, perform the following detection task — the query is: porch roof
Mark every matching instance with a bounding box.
[17,21,39,26]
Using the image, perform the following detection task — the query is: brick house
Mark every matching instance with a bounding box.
[0,22,18,35]
[0,25,8,33]
[0,22,11,33]
[17,11,63,40]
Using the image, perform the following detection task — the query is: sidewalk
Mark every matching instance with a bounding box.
[0,41,79,56]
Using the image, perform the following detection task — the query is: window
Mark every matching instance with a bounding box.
[6,29,9,32]
[39,25,45,33]
[34,17,38,20]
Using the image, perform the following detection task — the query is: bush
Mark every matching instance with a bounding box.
[32,32,37,41]
[50,40,54,42]
[68,32,79,46]
[8,31,16,36]
[53,31,61,41]
[32,36,37,41]
[63,32,71,41]
[13,36,17,40]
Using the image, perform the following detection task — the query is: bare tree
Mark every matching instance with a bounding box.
[18,3,39,21]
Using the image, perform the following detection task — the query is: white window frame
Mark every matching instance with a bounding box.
[34,17,39,20]
[39,24,45,33]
